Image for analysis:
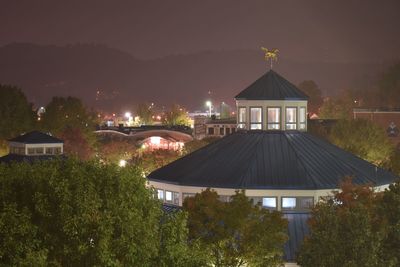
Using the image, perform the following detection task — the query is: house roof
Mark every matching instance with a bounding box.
[148,131,397,190]
[8,131,63,144]
[234,70,309,101]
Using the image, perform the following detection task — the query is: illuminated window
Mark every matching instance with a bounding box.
[285,107,297,130]
[250,107,262,130]
[165,191,173,202]
[267,108,281,130]
[157,189,164,200]
[238,107,246,129]
[262,197,277,209]
[299,107,306,130]
[282,197,297,210]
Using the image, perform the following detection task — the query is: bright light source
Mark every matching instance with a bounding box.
[205,101,212,107]
[119,159,127,167]
[125,112,132,118]
[150,136,161,145]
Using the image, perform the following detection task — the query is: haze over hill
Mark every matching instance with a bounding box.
[0,43,394,112]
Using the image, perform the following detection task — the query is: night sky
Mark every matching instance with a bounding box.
[1,0,399,110]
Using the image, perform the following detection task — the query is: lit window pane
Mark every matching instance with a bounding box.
[157,189,164,200]
[268,124,280,130]
[268,108,280,123]
[299,107,306,123]
[262,197,277,208]
[165,191,172,201]
[239,108,246,123]
[282,197,296,209]
[250,124,262,130]
[250,108,262,123]
[286,108,297,123]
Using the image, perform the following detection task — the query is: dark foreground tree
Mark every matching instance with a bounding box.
[0,85,36,155]
[298,178,398,267]
[298,80,323,114]
[0,159,200,266]
[183,189,288,267]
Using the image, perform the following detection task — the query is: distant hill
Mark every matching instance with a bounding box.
[0,43,392,112]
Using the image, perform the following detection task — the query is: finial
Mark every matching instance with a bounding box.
[261,47,279,69]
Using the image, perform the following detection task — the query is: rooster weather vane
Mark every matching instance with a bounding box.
[261,47,279,69]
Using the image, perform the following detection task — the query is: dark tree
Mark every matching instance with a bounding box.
[0,85,36,154]
[298,80,323,114]
[136,103,154,125]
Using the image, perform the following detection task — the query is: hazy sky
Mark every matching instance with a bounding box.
[1,0,399,62]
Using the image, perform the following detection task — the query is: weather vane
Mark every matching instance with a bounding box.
[261,47,279,69]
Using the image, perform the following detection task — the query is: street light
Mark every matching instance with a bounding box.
[205,101,212,117]
[124,112,132,119]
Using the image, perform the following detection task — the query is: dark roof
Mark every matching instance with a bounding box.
[0,154,64,164]
[284,213,310,262]
[148,131,398,189]
[162,203,181,214]
[235,70,308,100]
[9,131,63,144]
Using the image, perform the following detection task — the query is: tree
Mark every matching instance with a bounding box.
[58,127,95,160]
[298,178,389,267]
[98,139,137,164]
[219,102,231,119]
[183,137,219,155]
[0,159,200,266]
[378,62,400,108]
[328,118,394,165]
[0,85,36,155]
[136,103,154,125]
[377,181,400,266]
[298,80,323,114]
[163,104,191,127]
[41,96,97,158]
[319,90,355,120]
[134,150,181,174]
[183,189,288,267]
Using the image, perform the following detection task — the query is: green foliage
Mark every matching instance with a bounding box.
[219,102,231,119]
[41,97,97,159]
[298,80,323,114]
[377,181,400,266]
[328,119,394,165]
[298,178,388,267]
[136,103,154,125]
[98,139,137,164]
[183,137,219,155]
[183,189,288,267]
[163,104,191,127]
[0,84,36,141]
[0,159,197,266]
[134,150,181,174]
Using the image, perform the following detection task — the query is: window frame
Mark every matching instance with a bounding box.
[267,107,281,130]
[238,107,247,129]
[249,106,263,130]
[262,197,278,210]
[285,107,297,130]
[299,107,307,130]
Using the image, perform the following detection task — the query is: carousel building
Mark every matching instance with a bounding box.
[148,70,398,265]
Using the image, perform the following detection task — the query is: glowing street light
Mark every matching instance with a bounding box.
[125,112,132,118]
[119,159,127,167]
[205,101,212,117]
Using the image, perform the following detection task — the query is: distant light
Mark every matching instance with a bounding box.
[205,101,212,107]
[125,112,132,118]
[112,113,116,117]
[119,159,127,167]
[150,136,161,145]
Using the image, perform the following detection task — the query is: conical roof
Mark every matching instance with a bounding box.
[235,70,308,100]
[148,131,397,190]
[8,131,63,144]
